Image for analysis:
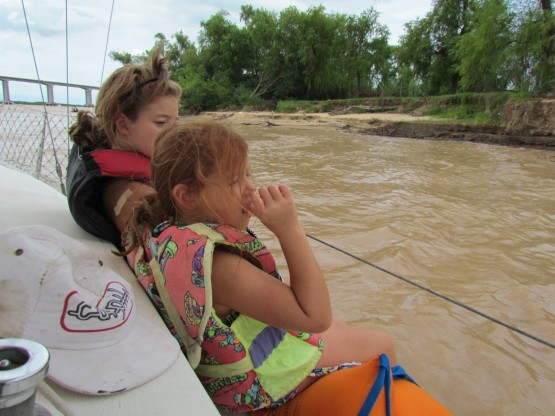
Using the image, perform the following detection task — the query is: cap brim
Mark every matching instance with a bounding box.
[46,313,181,395]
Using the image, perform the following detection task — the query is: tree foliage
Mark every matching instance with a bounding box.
[113,2,555,112]
[455,0,513,92]
[510,1,555,92]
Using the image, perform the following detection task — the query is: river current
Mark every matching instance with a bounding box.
[233,122,555,416]
[3,104,552,415]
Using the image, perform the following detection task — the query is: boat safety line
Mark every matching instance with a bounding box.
[21,0,67,194]
[100,0,116,85]
[306,234,555,350]
[65,0,70,150]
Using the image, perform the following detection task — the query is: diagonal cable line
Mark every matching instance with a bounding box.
[307,233,555,350]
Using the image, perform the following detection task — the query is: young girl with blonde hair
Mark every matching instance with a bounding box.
[124,122,397,413]
[67,44,181,249]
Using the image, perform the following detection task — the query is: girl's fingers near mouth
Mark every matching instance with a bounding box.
[277,184,291,199]
[249,190,264,212]
[257,186,273,204]
[267,185,282,200]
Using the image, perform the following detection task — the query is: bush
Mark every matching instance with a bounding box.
[180,76,229,114]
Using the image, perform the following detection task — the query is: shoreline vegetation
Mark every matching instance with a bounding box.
[8,93,555,148]
[191,94,555,149]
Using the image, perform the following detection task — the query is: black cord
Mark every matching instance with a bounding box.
[307,234,555,350]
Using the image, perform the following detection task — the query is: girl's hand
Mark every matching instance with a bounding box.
[248,185,300,236]
[213,184,332,334]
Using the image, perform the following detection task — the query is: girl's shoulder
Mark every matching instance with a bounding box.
[150,222,278,278]
[153,222,254,244]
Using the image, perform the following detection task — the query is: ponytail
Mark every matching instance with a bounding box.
[68,110,109,149]
[121,191,175,256]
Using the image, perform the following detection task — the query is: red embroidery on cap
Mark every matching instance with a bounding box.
[60,281,133,332]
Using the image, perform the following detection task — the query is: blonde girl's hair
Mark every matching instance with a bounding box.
[68,43,182,150]
[123,122,249,253]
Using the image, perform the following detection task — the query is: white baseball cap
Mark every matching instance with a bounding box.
[0,225,180,395]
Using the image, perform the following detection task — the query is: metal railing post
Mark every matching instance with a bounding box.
[35,112,47,179]
[85,88,93,107]
[46,84,55,105]
[1,79,10,103]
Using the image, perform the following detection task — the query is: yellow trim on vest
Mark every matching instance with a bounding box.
[147,224,223,369]
[195,354,255,378]
[141,223,322,402]
[150,255,204,368]
[188,223,225,243]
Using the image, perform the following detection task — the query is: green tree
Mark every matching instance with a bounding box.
[164,31,198,76]
[109,51,133,65]
[272,6,307,99]
[295,5,339,99]
[511,1,555,92]
[239,6,282,98]
[455,0,514,92]
[342,9,391,97]
[198,11,251,86]
[396,16,434,95]
[430,0,477,93]
[398,0,477,95]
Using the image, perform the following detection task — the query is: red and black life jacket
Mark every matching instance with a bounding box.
[66,145,150,249]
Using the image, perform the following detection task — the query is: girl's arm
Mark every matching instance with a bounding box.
[211,185,332,333]
[103,179,154,233]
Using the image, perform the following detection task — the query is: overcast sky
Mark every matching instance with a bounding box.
[0,0,432,104]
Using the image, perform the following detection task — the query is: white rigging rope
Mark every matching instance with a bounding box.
[19,0,116,194]
[21,0,46,111]
[21,0,66,194]
[65,0,70,149]
[100,0,116,85]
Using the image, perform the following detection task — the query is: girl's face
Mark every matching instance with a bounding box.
[117,95,179,157]
[201,161,256,230]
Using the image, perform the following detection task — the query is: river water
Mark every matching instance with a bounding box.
[2,104,553,414]
[232,122,555,416]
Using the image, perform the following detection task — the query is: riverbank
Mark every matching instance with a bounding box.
[197,101,555,148]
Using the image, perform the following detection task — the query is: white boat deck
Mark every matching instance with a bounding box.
[0,164,221,415]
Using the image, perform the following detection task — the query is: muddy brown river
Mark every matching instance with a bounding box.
[231,122,555,416]
[5,104,552,415]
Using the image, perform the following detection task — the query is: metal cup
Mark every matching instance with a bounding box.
[0,338,49,416]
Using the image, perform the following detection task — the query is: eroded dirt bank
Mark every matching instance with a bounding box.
[199,99,555,148]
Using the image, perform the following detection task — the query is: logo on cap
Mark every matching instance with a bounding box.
[61,281,133,332]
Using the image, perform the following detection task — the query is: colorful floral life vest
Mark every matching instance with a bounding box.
[128,222,323,413]
[66,145,151,249]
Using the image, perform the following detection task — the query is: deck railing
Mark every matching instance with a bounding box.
[0,76,99,107]
[0,77,100,194]
[0,103,83,194]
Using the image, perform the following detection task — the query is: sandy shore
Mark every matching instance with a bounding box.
[190,110,555,148]
[194,110,435,128]
[188,110,444,138]
[10,103,554,147]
